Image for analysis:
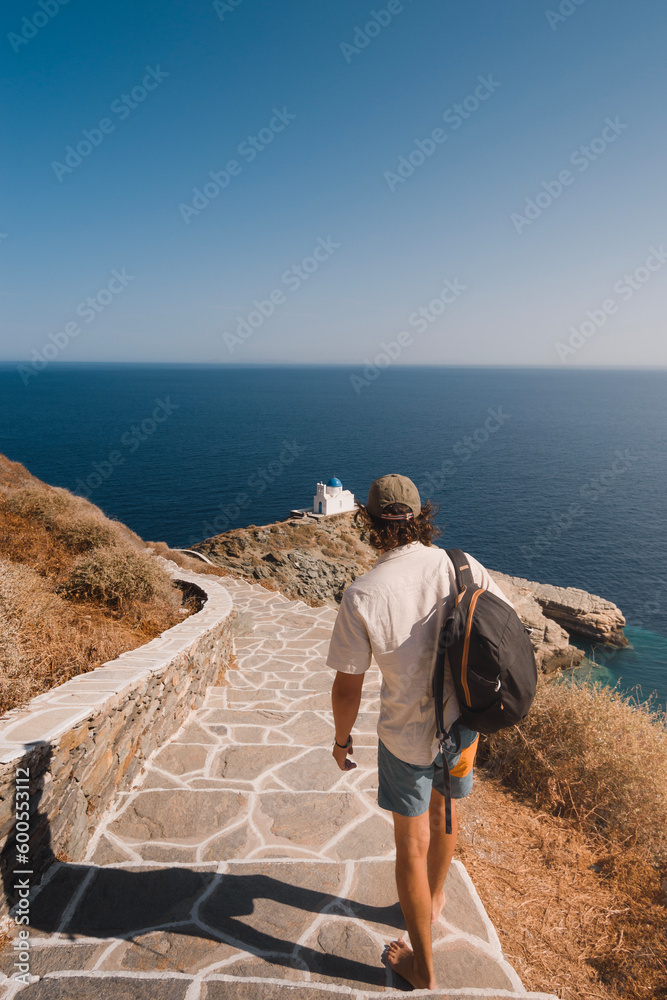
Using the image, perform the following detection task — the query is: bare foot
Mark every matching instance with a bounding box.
[430,889,445,923]
[386,938,437,990]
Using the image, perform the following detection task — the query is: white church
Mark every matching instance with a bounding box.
[291,478,356,518]
[313,477,355,515]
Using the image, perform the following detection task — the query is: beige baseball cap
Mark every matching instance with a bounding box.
[366,474,422,519]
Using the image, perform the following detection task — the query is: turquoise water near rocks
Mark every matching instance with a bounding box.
[569,626,667,710]
[0,363,665,708]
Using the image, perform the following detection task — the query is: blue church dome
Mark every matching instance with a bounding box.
[327,477,343,488]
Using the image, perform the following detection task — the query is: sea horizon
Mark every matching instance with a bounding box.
[3,360,667,370]
[1,363,665,709]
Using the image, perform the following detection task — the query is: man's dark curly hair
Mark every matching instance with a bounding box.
[354,499,441,552]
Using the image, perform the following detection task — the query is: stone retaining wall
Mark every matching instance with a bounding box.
[0,565,234,923]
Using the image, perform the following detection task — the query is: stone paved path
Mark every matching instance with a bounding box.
[1,575,558,999]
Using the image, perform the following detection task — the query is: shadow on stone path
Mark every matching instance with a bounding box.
[0,574,559,999]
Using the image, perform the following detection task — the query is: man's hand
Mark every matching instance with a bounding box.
[332,736,356,771]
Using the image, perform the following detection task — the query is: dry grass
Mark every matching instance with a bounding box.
[321,541,345,558]
[459,771,667,1000]
[0,483,191,716]
[3,487,117,552]
[66,548,173,606]
[472,677,667,999]
[480,677,667,865]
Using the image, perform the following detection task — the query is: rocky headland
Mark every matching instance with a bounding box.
[192,510,627,674]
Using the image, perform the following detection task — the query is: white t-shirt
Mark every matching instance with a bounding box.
[326,541,513,766]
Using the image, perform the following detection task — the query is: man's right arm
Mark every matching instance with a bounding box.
[331,671,364,770]
[326,587,372,772]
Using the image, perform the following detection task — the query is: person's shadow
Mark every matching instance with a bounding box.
[1,744,406,989]
[25,865,405,985]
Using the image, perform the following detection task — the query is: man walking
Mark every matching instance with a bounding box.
[327,474,512,991]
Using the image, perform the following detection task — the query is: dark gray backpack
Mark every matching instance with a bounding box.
[434,548,537,739]
[432,549,537,833]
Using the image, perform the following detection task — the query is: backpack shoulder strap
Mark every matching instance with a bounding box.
[445,548,475,591]
[434,548,474,736]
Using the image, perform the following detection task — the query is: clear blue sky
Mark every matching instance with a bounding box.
[2,0,666,367]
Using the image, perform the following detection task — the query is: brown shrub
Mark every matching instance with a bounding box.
[321,541,344,558]
[480,676,667,863]
[55,515,117,553]
[65,548,174,607]
[287,524,315,545]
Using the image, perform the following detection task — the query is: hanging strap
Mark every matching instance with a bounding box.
[437,719,465,835]
[442,753,452,835]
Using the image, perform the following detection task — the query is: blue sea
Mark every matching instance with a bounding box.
[1,363,665,709]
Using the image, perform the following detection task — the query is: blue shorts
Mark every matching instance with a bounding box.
[377,720,480,817]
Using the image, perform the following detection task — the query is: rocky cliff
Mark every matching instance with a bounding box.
[193,512,375,603]
[499,575,627,647]
[192,511,627,673]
